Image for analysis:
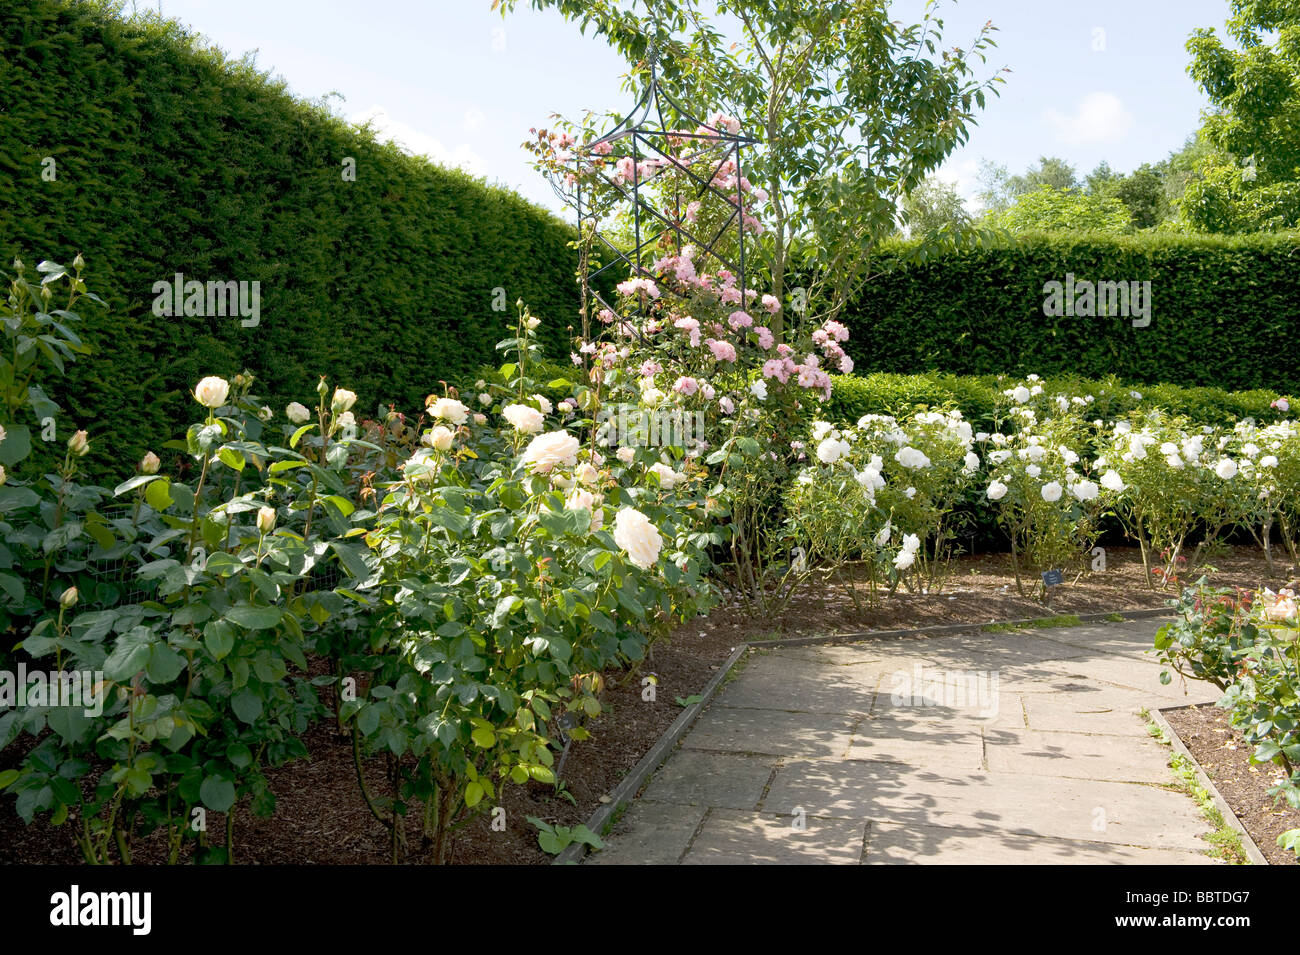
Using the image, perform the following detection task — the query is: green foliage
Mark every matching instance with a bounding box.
[1183,0,1300,233]
[0,0,582,480]
[992,185,1132,234]
[841,233,1300,392]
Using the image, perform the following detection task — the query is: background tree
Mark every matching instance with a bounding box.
[1181,0,1300,232]
[495,0,1006,336]
[992,184,1131,234]
[901,176,971,236]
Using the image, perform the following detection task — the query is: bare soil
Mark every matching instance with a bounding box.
[0,543,1290,865]
[1163,703,1300,866]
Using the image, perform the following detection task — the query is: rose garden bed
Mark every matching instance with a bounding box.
[3,542,1284,865]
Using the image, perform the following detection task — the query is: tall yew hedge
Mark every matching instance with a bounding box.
[0,0,581,473]
[843,232,1300,394]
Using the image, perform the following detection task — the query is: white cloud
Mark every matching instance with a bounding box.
[349,105,486,175]
[1045,92,1134,146]
[933,157,981,208]
[463,107,485,131]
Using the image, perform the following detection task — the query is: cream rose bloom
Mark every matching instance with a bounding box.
[520,431,579,473]
[429,397,469,425]
[285,401,311,424]
[423,425,455,451]
[503,403,546,434]
[195,376,230,409]
[331,387,357,413]
[613,507,662,570]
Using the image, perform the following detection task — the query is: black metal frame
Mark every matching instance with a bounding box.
[555,52,759,333]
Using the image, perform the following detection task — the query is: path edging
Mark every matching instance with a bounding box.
[1149,704,1270,866]
[557,606,1175,865]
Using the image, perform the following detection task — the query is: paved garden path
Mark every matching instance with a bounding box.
[588,618,1226,865]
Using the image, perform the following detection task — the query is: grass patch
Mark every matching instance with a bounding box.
[1143,708,1250,865]
[982,614,1084,633]
[1104,613,1127,623]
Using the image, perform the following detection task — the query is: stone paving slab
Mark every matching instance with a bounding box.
[587,618,1226,865]
[681,809,866,865]
[1019,684,1156,735]
[584,800,708,866]
[863,821,1221,865]
[760,761,1210,851]
[680,706,857,760]
[844,715,986,769]
[982,727,1173,783]
[637,750,776,810]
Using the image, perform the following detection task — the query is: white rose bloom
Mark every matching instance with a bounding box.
[331,388,358,413]
[430,397,469,425]
[534,394,553,414]
[423,425,455,451]
[986,480,1008,501]
[649,462,685,488]
[904,486,916,499]
[613,507,662,569]
[989,449,1012,465]
[337,411,356,432]
[1012,386,1031,404]
[1041,481,1063,503]
[194,376,230,409]
[812,421,834,441]
[520,431,580,473]
[1026,464,1041,478]
[875,521,893,547]
[1261,455,1279,468]
[1071,480,1099,501]
[1159,442,1179,456]
[1165,454,1184,469]
[817,438,850,465]
[962,451,980,473]
[575,462,600,486]
[750,379,768,401]
[616,446,636,464]
[895,446,931,469]
[478,393,493,406]
[1060,448,1079,466]
[1241,442,1259,458]
[1100,470,1126,492]
[1215,458,1238,480]
[503,403,545,434]
[256,506,277,535]
[285,401,311,424]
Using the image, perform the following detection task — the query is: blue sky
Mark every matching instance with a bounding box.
[152,0,1231,214]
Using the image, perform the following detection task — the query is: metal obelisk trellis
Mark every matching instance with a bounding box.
[558,50,760,338]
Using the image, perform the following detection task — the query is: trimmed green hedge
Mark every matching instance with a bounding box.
[844,232,1300,393]
[0,0,581,474]
[826,371,1291,432]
